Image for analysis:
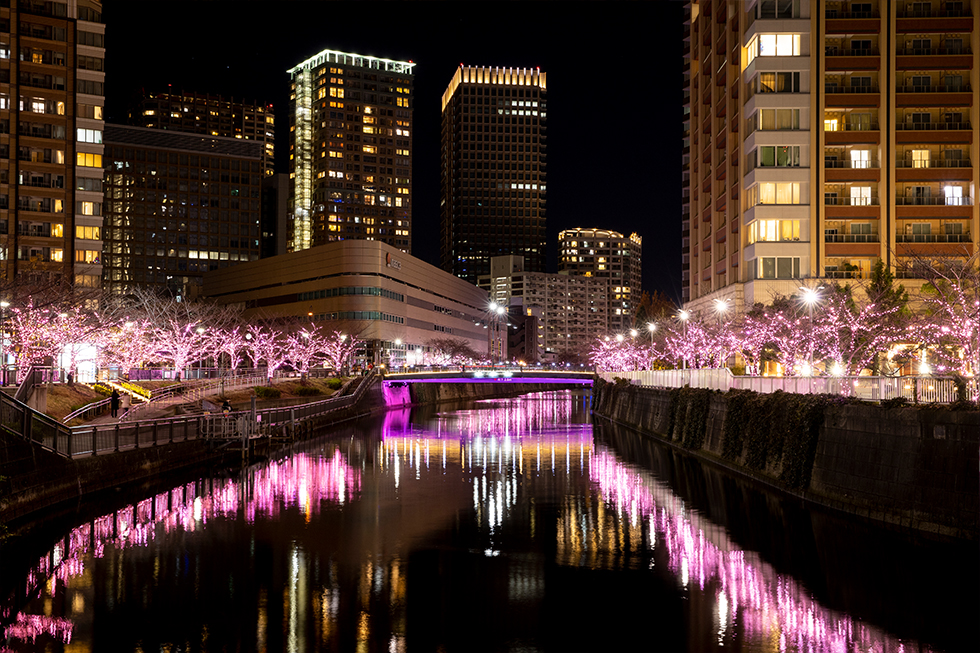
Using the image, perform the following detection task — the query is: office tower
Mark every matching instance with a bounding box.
[129,90,275,176]
[558,228,642,333]
[480,255,608,362]
[0,1,104,289]
[683,0,979,314]
[682,2,694,304]
[102,125,264,298]
[441,66,547,285]
[287,49,415,253]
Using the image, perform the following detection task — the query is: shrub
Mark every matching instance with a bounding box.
[327,378,343,390]
[294,386,322,397]
[255,386,281,399]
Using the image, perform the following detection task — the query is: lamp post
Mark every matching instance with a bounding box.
[800,286,823,392]
[678,310,690,370]
[0,301,8,387]
[713,298,730,324]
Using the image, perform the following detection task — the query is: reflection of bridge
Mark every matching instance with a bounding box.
[382,368,594,386]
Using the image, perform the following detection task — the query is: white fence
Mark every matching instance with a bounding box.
[598,369,974,404]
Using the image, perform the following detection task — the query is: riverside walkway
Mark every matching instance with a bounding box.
[1,373,379,461]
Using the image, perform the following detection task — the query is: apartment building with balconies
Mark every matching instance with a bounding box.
[684,0,978,313]
[0,0,104,289]
[557,227,642,333]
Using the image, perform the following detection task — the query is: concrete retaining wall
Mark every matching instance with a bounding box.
[592,380,979,541]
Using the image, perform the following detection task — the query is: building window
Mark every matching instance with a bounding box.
[756,256,801,279]
[755,182,801,205]
[757,145,801,167]
[76,152,102,168]
[758,71,800,93]
[758,109,800,131]
[747,34,802,66]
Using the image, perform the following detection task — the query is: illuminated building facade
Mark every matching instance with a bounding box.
[0,0,104,288]
[558,228,642,333]
[102,125,263,297]
[440,66,547,284]
[287,49,415,254]
[684,0,979,313]
[203,239,489,367]
[479,255,608,361]
[129,90,275,176]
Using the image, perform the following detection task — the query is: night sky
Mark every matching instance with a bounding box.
[103,1,685,301]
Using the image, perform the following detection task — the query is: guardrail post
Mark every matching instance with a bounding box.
[152,421,158,446]
[92,426,98,456]
[66,429,72,458]
[169,419,174,443]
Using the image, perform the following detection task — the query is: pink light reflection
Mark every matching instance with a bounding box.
[589,450,936,653]
[4,451,359,649]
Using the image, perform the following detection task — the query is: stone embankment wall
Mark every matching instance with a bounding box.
[592,379,979,541]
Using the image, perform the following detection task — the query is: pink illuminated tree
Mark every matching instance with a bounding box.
[245,324,289,383]
[320,330,361,374]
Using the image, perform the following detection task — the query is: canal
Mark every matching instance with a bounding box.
[1,389,974,652]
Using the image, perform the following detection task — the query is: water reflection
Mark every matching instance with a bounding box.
[1,390,956,652]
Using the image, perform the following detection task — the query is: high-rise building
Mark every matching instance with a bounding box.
[129,90,275,176]
[102,125,264,298]
[440,66,548,285]
[684,0,979,314]
[558,228,642,333]
[287,49,415,254]
[0,0,105,289]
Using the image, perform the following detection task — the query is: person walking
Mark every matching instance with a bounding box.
[110,389,120,418]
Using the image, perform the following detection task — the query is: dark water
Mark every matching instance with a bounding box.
[1,390,975,652]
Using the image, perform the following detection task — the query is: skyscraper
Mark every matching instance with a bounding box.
[102,125,264,298]
[683,0,979,313]
[287,49,415,254]
[558,228,642,333]
[129,90,275,176]
[1,0,105,289]
[441,66,547,285]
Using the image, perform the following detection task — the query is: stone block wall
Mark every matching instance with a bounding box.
[592,379,979,540]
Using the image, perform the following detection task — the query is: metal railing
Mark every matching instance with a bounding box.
[896,46,972,56]
[122,374,269,421]
[895,196,973,206]
[894,121,971,131]
[895,233,971,243]
[824,233,880,243]
[894,159,972,168]
[898,84,972,93]
[0,372,381,460]
[599,369,974,404]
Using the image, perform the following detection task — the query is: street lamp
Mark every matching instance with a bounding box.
[678,310,690,370]
[713,298,730,324]
[800,286,823,391]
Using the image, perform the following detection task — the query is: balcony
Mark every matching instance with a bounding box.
[825,121,880,132]
[895,233,971,243]
[824,85,879,94]
[825,234,880,243]
[895,196,973,206]
[824,160,879,169]
[897,7,972,17]
[825,196,880,206]
[825,9,879,19]
[894,158,972,168]
[825,48,880,57]
[894,121,971,131]
[898,83,973,93]
[896,46,972,56]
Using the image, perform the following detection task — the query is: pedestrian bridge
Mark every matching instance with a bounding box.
[381,368,594,386]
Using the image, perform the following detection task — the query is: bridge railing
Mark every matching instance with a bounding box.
[599,369,974,404]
